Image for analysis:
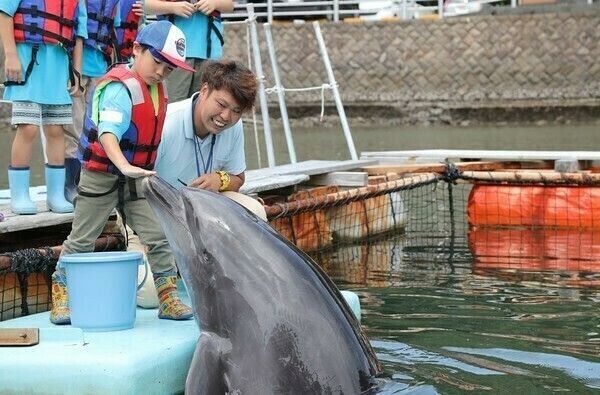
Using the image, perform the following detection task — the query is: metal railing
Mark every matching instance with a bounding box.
[221,0,513,23]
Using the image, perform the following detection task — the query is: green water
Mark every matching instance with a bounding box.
[1,122,599,188]
[312,181,600,394]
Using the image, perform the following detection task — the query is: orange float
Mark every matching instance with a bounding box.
[468,184,600,229]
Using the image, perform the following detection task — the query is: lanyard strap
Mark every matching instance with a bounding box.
[194,134,216,177]
[191,94,216,177]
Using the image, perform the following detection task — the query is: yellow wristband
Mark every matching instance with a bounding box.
[216,170,230,192]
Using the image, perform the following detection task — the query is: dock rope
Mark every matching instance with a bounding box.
[1,247,57,275]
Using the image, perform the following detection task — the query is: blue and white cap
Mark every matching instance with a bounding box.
[136,21,194,72]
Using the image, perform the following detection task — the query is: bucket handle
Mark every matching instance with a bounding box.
[137,258,148,291]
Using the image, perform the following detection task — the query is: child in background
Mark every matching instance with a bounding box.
[143,0,233,103]
[63,0,121,203]
[114,0,144,62]
[51,21,195,325]
[0,0,87,214]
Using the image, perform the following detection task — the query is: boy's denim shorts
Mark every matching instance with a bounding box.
[11,101,72,126]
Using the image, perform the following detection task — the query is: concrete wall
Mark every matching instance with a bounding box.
[0,7,598,125]
[222,7,600,124]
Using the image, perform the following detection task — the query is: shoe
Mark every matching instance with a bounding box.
[64,158,81,204]
[45,164,74,213]
[8,166,37,215]
[154,274,193,320]
[50,270,71,325]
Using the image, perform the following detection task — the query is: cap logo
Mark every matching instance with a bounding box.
[175,38,186,57]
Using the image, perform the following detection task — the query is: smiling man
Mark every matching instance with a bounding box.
[154,60,257,194]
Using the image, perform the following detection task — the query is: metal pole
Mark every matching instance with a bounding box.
[438,0,444,18]
[267,0,273,24]
[333,0,339,22]
[511,0,517,7]
[402,0,407,19]
[247,4,276,167]
[264,23,297,163]
[312,21,358,160]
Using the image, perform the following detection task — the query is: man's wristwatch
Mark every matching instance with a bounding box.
[216,170,230,192]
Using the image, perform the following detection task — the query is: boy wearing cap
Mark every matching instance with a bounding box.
[50,21,196,325]
[143,0,233,103]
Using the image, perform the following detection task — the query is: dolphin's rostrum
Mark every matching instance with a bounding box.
[144,176,382,394]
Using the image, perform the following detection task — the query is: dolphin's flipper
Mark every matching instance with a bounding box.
[186,332,232,394]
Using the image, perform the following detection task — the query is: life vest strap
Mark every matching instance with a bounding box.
[3,44,40,86]
[88,32,112,46]
[206,16,224,59]
[16,5,77,28]
[118,20,139,30]
[13,23,75,47]
[87,12,114,27]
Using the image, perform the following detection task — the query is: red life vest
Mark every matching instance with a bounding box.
[79,65,168,175]
[115,0,141,60]
[13,0,79,48]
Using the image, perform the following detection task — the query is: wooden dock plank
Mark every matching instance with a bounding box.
[245,159,378,178]
[361,161,506,175]
[360,150,600,162]
[305,171,368,187]
[240,174,309,194]
[1,160,374,233]
[0,201,74,234]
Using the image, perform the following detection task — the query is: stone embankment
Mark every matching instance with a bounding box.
[223,5,600,126]
[1,5,598,127]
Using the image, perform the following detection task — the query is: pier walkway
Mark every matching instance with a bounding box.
[0,159,375,234]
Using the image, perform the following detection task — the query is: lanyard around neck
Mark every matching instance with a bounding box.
[194,133,216,177]
[191,94,216,176]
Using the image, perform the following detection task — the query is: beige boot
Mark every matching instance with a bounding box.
[50,270,71,325]
[154,274,193,320]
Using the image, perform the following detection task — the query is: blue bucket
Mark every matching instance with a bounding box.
[60,251,144,332]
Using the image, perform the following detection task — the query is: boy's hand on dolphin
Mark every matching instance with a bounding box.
[189,172,221,192]
[120,164,156,178]
[194,0,217,15]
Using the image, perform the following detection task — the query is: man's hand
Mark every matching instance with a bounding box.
[171,1,196,17]
[132,1,145,16]
[194,0,217,16]
[189,172,221,192]
[4,53,22,84]
[119,164,156,178]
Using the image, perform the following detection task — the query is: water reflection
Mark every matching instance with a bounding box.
[314,228,600,393]
[444,347,600,389]
[470,228,600,288]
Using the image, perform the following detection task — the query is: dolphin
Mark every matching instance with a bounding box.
[143,176,382,394]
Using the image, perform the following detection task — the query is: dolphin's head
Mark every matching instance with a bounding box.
[180,186,269,272]
[144,176,271,330]
[143,176,185,224]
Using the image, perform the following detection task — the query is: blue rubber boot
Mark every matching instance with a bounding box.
[8,166,37,215]
[64,158,80,204]
[45,164,74,213]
